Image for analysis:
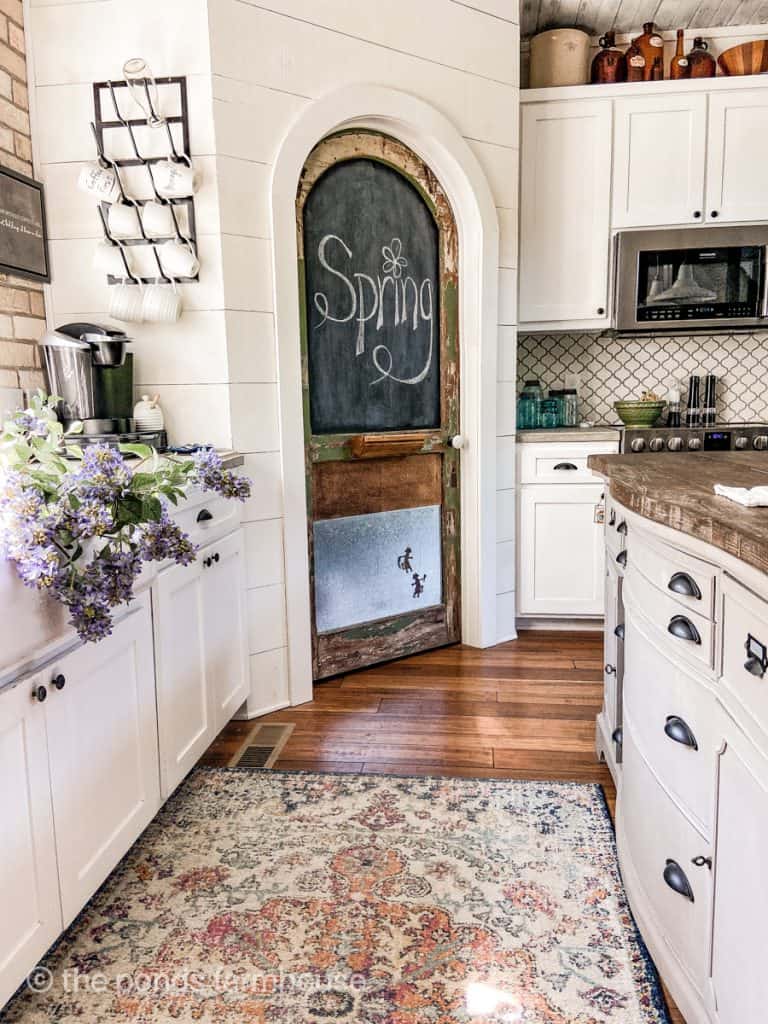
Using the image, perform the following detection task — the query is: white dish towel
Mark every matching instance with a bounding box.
[714,484,768,507]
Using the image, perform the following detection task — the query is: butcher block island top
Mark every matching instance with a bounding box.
[589,451,768,577]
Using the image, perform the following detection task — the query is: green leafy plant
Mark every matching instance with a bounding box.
[0,392,250,642]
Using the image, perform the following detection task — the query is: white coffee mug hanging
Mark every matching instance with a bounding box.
[133,394,164,431]
[142,279,182,324]
[109,282,144,323]
[155,158,197,199]
[159,239,199,279]
[78,162,121,203]
[141,200,175,238]
[107,200,142,239]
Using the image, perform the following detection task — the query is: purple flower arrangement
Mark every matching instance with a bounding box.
[0,393,251,643]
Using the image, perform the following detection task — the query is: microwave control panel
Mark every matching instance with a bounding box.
[637,302,756,323]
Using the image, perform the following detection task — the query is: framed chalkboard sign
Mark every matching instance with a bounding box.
[302,156,441,435]
[0,165,50,283]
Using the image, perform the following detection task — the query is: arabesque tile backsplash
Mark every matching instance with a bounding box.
[517,332,768,425]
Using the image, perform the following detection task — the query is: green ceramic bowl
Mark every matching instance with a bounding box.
[613,400,666,428]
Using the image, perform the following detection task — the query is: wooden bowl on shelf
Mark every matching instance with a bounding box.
[718,40,768,76]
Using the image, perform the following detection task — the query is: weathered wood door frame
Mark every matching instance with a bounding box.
[297,131,461,679]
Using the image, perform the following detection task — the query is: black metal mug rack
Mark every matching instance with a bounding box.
[91,75,199,285]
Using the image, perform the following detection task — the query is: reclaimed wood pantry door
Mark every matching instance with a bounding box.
[297,131,460,680]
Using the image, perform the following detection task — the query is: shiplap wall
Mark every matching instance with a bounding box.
[207,0,521,672]
[521,0,768,37]
[27,0,520,706]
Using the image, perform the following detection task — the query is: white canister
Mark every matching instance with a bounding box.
[133,394,165,431]
[529,28,591,88]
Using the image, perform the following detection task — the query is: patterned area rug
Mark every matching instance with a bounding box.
[3,770,669,1023]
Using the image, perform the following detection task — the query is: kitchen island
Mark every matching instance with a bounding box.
[590,451,768,1024]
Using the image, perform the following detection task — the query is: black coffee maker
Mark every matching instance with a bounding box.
[38,322,167,449]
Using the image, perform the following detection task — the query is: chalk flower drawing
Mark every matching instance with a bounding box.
[313,234,435,386]
[381,238,408,279]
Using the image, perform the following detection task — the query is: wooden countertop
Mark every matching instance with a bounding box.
[588,451,768,576]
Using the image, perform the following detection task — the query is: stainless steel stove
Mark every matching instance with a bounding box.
[621,424,768,454]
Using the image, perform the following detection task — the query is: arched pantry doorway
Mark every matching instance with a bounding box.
[296,131,460,679]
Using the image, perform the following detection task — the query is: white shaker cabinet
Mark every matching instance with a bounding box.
[612,93,707,228]
[44,597,160,926]
[519,99,612,328]
[201,531,249,732]
[154,528,248,797]
[707,90,768,224]
[154,555,211,798]
[518,482,606,616]
[0,681,60,1008]
[711,717,768,1024]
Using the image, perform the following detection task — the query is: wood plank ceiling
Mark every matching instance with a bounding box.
[520,0,768,39]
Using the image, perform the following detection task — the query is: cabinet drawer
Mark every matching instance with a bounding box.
[632,533,716,621]
[625,563,714,671]
[621,724,713,987]
[518,442,618,484]
[172,491,242,549]
[721,574,768,745]
[624,605,716,834]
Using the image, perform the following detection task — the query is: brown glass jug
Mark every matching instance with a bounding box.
[591,31,627,84]
[631,21,665,81]
[670,29,691,80]
[687,36,716,78]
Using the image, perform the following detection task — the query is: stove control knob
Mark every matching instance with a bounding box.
[667,437,683,452]
[688,437,702,451]
[735,436,750,450]
[753,435,768,451]
[630,438,646,453]
[649,437,664,452]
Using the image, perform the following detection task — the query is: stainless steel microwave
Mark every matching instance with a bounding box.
[614,227,768,333]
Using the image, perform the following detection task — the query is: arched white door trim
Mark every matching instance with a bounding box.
[270,85,499,704]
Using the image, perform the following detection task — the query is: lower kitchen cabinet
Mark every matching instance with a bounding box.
[518,483,605,616]
[711,719,768,1024]
[154,528,248,797]
[0,680,60,1008]
[44,597,160,926]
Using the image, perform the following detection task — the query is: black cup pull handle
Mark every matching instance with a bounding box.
[617,520,628,535]
[664,715,698,750]
[663,859,695,902]
[554,462,578,471]
[744,655,766,678]
[614,623,625,640]
[611,727,623,745]
[668,572,702,600]
[668,615,701,645]
[616,550,628,568]
[196,508,214,523]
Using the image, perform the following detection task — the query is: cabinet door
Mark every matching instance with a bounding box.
[707,91,768,223]
[602,558,620,738]
[518,483,605,616]
[153,556,213,798]
[201,530,249,731]
[0,679,61,1007]
[45,597,160,926]
[711,719,768,1024]
[613,94,707,228]
[519,100,612,327]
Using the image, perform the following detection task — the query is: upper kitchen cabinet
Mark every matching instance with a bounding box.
[519,99,612,329]
[613,94,707,228]
[707,90,768,224]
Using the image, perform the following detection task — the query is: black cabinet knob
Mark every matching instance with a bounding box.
[710,210,719,218]
[663,859,695,902]
[605,663,616,675]
[693,210,701,218]
[597,307,605,316]
[32,684,47,703]
[667,615,701,645]
[196,508,214,523]
[664,715,698,750]
[691,855,712,870]
[213,553,220,563]
[51,674,66,691]
[203,557,212,568]
[609,509,616,526]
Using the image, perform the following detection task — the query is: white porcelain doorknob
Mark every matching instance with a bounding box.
[450,435,466,450]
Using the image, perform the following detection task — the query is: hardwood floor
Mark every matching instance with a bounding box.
[201,629,684,1023]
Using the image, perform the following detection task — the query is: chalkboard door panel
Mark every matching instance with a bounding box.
[298,131,460,680]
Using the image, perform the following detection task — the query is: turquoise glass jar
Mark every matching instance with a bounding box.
[517,380,543,430]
